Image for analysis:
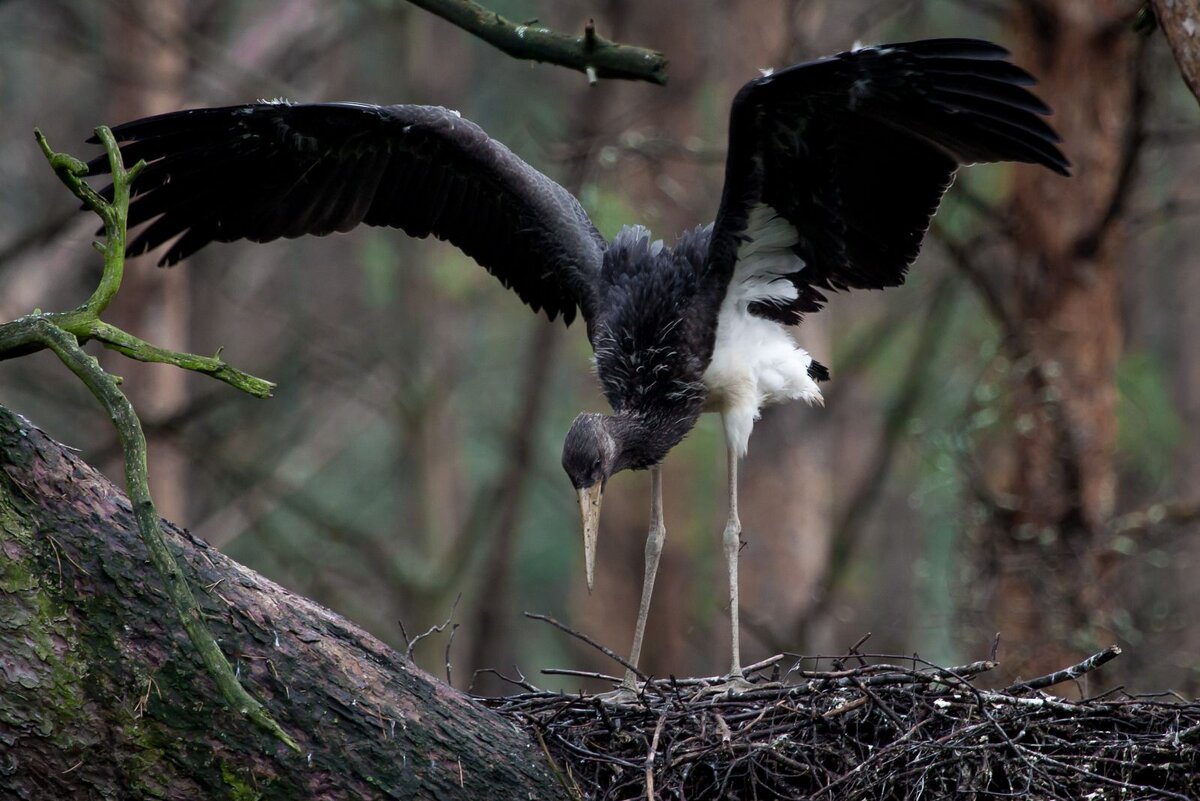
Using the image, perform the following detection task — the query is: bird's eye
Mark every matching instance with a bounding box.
[592,458,602,472]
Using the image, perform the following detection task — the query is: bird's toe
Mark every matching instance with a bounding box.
[593,683,643,705]
[699,674,766,697]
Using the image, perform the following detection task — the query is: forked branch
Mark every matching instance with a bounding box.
[0,129,293,750]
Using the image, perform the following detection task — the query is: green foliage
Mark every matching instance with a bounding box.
[579,183,639,242]
[1116,351,1184,487]
[937,164,1007,239]
[358,233,402,308]
[429,245,488,299]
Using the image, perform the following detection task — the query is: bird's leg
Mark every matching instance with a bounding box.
[722,439,746,681]
[622,466,665,691]
[696,427,757,696]
[595,467,664,704]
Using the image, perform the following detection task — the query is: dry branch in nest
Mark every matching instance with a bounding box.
[482,646,1199,800]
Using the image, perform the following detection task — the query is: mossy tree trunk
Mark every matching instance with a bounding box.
[0,404,564,801]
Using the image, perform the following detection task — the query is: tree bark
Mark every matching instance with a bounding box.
[1150,0,1200,105]
[0,404,563,800]
[976,0,1141,679]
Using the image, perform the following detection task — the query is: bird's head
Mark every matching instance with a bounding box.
[562,412,621,591]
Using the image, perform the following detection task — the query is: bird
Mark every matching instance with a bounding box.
[87,38,1068,694]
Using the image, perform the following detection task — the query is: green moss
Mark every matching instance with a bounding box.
[0,477,89,738]
[126,725,165,771]
[220,762,264,801]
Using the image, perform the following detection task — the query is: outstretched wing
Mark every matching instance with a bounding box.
[705,38,1070,324]
[87,102,606,325]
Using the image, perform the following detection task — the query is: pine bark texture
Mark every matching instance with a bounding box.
[0,404,564,801]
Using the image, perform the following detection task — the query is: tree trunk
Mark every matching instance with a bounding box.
[977,0,1141,679]
[0,404,563,801]
[1150,0,1200,105]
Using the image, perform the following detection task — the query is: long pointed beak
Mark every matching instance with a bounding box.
[577,483,603,591]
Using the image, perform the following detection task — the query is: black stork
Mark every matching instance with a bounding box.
[87,38,1068,693]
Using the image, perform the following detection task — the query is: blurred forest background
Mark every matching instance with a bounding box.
[1,0,1197,696]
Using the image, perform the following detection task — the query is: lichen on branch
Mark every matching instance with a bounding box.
[0,128,293,751]
[399,0,668,85]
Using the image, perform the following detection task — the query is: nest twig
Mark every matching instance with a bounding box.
[481,645,1199,800]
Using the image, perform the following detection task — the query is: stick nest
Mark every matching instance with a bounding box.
[482,648,1200,800]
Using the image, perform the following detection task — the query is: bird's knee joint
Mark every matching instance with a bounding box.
[646,523,666,555]
[722,519,741,551]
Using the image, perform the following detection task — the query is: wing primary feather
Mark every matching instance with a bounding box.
[883,38,1011,59]
[90,102,608,326]
[920,56,1038,86]
[928,73,1051,115]
[705,37,1069,324]
[929,92,1062,143]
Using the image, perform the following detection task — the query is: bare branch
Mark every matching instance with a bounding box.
[524,612,648,682]
[401,593,462,660]
[399,0,667,85]
[482,646,1192,800]
[0,129,293,751]
[1006,645,1123,693]
[1109,498,1200,535]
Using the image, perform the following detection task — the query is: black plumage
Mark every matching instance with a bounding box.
[706,38,1069,324]
[90,103,605,325]
[586,225,715,469]
[87,38,1068,688]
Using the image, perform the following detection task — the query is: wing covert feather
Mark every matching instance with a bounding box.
[705,38,1069,323]
[88,102,606,325]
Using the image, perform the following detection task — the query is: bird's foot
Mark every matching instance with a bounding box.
[698,672,762,697]
[593,683,643,705]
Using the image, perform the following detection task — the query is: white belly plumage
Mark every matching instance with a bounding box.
[700,203,824,457]
[701,306,823,457]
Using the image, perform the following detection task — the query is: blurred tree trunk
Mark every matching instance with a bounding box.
[464,321,562,694]
[1169,96,1200,695]
[977,0,1142,678]
[104,0,191,523]
[0,404,563,801]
